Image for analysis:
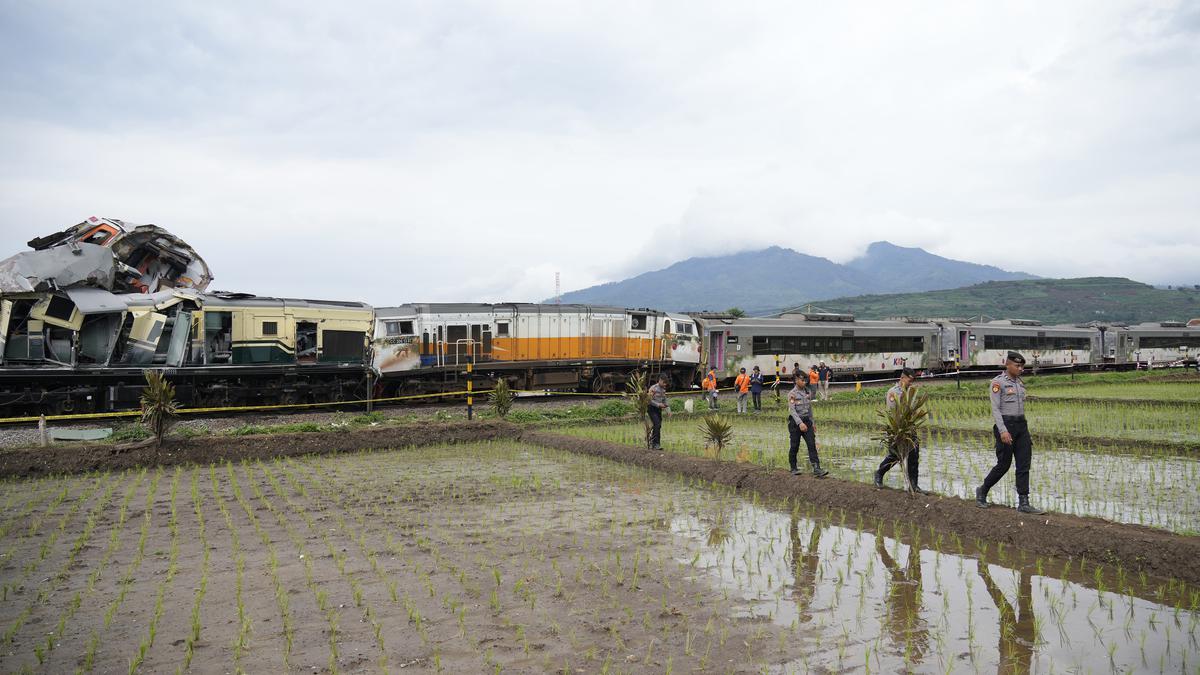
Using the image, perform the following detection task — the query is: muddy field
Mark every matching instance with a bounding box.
[1,441,1197,673]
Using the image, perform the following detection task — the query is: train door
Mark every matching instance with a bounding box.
[708,330,724,370]
[446,324,468,364]
[204,311,232,364]
[296,321,318,364]
[958,330,969,367]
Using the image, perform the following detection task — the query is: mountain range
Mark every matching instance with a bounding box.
[809,277,1200,325]
[556,242,1037,314]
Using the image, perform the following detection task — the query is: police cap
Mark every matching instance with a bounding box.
[900,367,916,378]
[1006,351,1026,365]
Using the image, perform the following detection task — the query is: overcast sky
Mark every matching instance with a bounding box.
[1,1,1197,304]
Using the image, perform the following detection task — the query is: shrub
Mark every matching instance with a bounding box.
[625,372,652,448]
[874,386,929,494]
[699,415,734,460]
[489,380,514,418]
[140,370,179,448]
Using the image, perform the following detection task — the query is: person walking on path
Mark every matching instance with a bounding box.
[873,367,930,493]
[975,352,1046,514]
[702,369,719,410]
[818,361,833,400]
[734,368,751,413]
[807,365,820,400]
[787,373,828,477]
[647,373,669,450]
[750,366,765,411]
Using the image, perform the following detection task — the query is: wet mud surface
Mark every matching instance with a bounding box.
[2,419,1198,587]
[0,421,518,478]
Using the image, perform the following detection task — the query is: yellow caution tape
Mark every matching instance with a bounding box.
[0,382,732,425]
[0,389,481,425]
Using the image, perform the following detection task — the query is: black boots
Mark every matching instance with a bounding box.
[811,463,829,478]
[873,469,884,488]
[1017,495,1045,515]
[975,485,989,508]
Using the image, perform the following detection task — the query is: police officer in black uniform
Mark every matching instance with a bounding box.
[975,352,1046,514]
[787,373,828,477]
[874,367,930,493]
[647,373,669,450]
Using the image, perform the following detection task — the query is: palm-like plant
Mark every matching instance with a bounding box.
[699,414,734,460]
[489,378,513,418]
[625,371,653,449]
[874,386,928,494]
[140,369,179,449]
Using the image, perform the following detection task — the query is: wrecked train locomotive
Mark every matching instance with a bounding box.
[0,218,704,416]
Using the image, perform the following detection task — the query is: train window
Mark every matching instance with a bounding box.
[496,322,510,337]
[1139,336,1200,348]
[45,296,76,322]
[385,321,414,336]
[262,321,278,336]
[663,320,671,333]
[630,314,647,331]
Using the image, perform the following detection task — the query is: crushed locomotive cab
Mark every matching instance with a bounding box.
[0,216,212,295]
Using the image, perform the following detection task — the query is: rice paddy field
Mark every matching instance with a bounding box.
[564,374,1200,535]
[0,370,1196,673]
[0,441,1197,674]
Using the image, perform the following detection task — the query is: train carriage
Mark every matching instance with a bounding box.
[0,289,373,415]
[700,313,943,381]
[1105,322,1200,366]
[945,320,1098,369]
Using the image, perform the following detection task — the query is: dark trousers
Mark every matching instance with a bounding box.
[787,416,818,470]
[752,391,762,410]
[983,418,1032,496]
[648,406,662,448]
[878,443,920,484]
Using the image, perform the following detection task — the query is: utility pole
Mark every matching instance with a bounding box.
[555,272,561,304]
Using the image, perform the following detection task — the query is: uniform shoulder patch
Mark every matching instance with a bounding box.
[991,383,1001,393]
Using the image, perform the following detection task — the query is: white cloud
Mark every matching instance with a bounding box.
[1,0,1197,304]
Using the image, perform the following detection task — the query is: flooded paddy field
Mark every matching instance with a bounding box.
[0,441,1197,673]
[564,418,1200,534]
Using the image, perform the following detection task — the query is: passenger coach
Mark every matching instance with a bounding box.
[700,313,944,380]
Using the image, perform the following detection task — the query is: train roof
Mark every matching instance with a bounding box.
[375,302,679,316]
[713,317,942,332]
[58,287,371,313]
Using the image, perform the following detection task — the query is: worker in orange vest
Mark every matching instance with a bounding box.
[807,365,820,400]
[702,369,719,410]
[734,367,751,414]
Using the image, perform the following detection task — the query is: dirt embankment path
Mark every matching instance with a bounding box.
[3,419,1198,585]
[0,421,517,477]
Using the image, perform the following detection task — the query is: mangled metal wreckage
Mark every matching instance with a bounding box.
[0,217,372,415]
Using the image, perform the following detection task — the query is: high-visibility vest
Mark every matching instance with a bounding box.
[808,370,819,384]
[703,374,717,390]
[735,374,750,393]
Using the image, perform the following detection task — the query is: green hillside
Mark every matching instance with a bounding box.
[786,277,1200,324]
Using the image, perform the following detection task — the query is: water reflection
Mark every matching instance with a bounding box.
[978,563,1034,674]
[875,534,929,664]
[788,513,822,626]
[670,494,1199,672]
